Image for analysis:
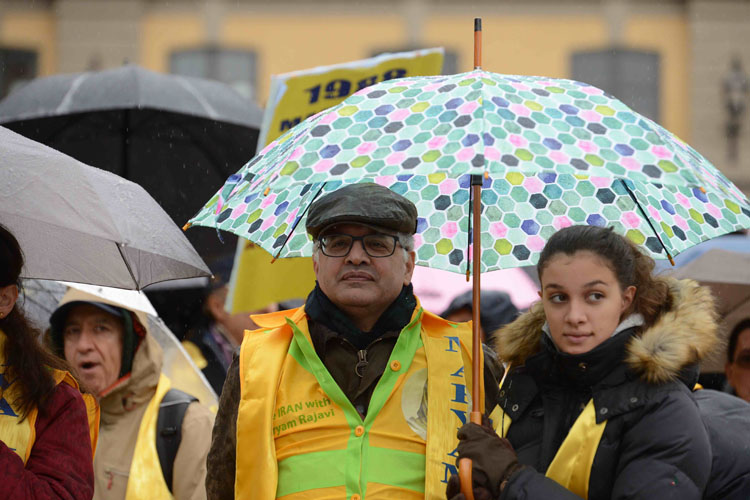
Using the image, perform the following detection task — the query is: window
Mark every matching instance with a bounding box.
[0,48,37,98]
[571,48,660,123]
[170,47,257,101]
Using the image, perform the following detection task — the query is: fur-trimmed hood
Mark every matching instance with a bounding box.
[494,278,719,384]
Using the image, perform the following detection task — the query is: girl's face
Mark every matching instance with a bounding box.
[0,284,18,319]
[539,251,636,355]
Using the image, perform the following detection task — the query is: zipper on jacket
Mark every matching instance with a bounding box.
[104,468,129,490]
[355,349,368,377]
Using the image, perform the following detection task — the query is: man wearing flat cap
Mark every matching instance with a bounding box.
[207,183,496,500]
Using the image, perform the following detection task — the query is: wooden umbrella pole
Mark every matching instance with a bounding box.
[470,18,483,422]
[459,179,485,500]
[474,18,482,69]
[460,21,484,500]
[470,174,484,422]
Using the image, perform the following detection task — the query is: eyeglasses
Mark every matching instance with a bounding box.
[319,233,399,258]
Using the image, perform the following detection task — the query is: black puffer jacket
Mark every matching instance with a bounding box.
[693,389,750,499]
[492,279,718,499]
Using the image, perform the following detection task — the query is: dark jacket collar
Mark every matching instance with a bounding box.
[305,283,417,350]
[526,328,637,390]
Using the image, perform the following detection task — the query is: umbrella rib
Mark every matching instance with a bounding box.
[619,179,675,265]
[272,182,327,261]
[174,76,220,120]
[116,243,140,289]
[56,73,89,114]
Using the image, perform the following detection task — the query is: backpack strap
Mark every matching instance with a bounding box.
[156,388,198,493]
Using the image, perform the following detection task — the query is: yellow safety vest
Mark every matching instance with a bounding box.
[125,373,174,500]
[236,305,483,500]
[490,399,606,499]
[0,329,99,463]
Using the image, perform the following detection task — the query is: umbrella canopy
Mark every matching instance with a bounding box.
[0,64,263,265]
[187,65,750,451]
[188,70,750,272]
[656,234,750,315]
[1,126,210,289]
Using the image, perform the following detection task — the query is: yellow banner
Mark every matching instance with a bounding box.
[227,241,316,314]
[259,48,444,146]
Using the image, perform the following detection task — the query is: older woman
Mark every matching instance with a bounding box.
[0,223,96,499]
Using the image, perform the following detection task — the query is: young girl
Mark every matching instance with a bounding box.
[0,224,95,498]
[448,225,717,499]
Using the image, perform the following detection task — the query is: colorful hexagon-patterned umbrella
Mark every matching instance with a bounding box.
[187,69,750,273]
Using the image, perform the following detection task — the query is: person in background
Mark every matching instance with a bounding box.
[182,259,300,396]
[441,290,520,345]
[0,223,96,499]
[448,224,715,499]
[691,387,750,499]
[49,287,214,500]
[725,318,750,402]
[182,260,275,395]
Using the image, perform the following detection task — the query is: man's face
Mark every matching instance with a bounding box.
[726,328,750,402]
[62,304,124,396]
[313,223,415,325]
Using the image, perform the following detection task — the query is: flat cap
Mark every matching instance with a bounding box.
[306,183,418,239]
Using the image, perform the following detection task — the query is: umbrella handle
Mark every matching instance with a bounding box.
[458,411,483,500]
[459,458,475,500]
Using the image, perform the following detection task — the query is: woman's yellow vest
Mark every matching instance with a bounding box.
[0,329,99,464]
[236,306,483,500]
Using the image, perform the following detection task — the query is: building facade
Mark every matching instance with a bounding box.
[1,0,749,189]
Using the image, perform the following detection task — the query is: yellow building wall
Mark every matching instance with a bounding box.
[425,14,688,140]
[624,15,689,141]
[222,14,404,104]
[139,10,687,139]
[140,14,205,73]
[423,15,609,77]
[0,11,56,77]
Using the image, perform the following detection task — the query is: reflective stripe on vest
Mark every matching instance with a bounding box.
[490,399,606,499]
[125,373,173,500]
[236,305,483,500]
[0,330,99,463]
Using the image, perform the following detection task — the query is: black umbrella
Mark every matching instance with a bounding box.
[0,64,263,266]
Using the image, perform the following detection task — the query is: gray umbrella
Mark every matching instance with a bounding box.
[1,126,210,289]
[0,64,260,126]
[657,234,750,370]
[0,64,263,266]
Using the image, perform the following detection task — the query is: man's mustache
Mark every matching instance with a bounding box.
[338,266,378,281]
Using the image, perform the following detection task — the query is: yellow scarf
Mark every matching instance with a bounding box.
[491,399,606,498]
